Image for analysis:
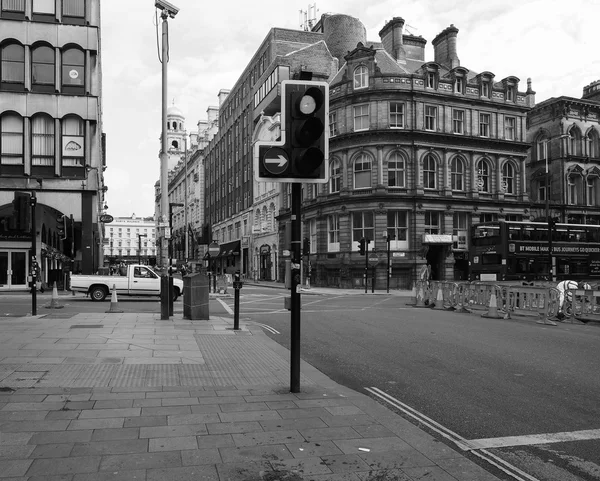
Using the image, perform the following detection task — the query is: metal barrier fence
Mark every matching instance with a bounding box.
[565,288,600,322]
[413,281,561,325]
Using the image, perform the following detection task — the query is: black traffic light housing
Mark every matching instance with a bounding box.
[254,80,329,184]
[359,238,365,256]
[56,214,67,240]
[12,191,31,232]
[302,237,310,256]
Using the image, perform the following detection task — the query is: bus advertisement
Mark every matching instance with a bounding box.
[469,221,600,282]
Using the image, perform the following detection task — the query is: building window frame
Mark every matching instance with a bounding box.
[426,71,437,89]
[423,154,437,190]
[353,65,368,89]
[425,105,437,131]
[353,104,369,131]
[451,156,465,191]
[329,111,338,137]
[62,0,86,25]
[505,116,516,141]
[353,153,372,189]
[0,112,24,167]
[477,159,490,193]
[61,46,85,95]
[1,42,25,91]
[31,114,55,167]
[389,102,404,129]
[501,162,515,194]
[387,210,409,249]
[352,211,374,243]
[31,44,55,92]
[387,152,405,188]
[453,109,465,134]
[328,214,340,252]
[424,211,440,235]
[329,158,341,193]
[479,112,490,137]
[61,115,85,167]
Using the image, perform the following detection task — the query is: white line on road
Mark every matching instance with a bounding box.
[251,322,280,334]
[365,386,540,481]
[467,429,600,449]
[217,298,233,315]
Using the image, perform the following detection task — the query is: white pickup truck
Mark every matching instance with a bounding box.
[70,264,184,302]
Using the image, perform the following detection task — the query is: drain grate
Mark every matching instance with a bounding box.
[70,324,104,329]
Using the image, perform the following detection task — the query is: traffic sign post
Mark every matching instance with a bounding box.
[207,242,220,293]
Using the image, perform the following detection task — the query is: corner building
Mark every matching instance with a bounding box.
[0,0,105,290]
[280,16,534,287]
[205,14,534,287]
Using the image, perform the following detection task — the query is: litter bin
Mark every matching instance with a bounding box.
[183,273,209,320]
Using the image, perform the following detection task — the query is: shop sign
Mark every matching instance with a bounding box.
[99,214,114,223]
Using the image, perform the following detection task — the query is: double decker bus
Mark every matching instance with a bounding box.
[469,221,600,282]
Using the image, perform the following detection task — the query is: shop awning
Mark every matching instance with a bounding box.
[422,234,453,245]
[218,240,241,257]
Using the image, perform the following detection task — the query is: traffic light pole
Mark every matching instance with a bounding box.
[364,239,369,294]
[290,183,302,393]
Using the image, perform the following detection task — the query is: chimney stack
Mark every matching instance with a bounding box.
[432,24,460,69]
[379,17,407,64]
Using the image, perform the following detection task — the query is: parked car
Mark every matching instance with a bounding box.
[70,264,183,302]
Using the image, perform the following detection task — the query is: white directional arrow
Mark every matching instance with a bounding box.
[265,155,287,167]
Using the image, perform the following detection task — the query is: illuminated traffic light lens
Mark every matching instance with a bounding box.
[299,94,316,115]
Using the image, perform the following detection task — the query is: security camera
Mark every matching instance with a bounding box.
[155,0,179,18]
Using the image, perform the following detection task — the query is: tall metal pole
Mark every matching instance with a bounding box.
[184,133,188,261]
[290,183,302,393]
[544,140,554,281]
[386,236,390,294]
[31,192,37,316]
[160,11,169,265]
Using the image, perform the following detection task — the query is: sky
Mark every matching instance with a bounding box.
[101,0,599,218]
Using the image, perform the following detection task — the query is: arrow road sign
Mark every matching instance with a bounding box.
[262,147,289,175]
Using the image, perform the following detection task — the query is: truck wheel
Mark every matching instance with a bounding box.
[172,287,180,302]
[90,286,107,302]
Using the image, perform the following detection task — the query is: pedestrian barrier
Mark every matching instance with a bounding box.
[564,287,600,323]
[44,282,64,309]
[500,285,558,325]
[454,283,471,313]
[105,284,124,313]
[431,281,445,310]
[414,280,431,308]
[481,284,504,319]
[442,281,458,310]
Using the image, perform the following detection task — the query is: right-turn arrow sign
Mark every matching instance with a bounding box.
[262,147,289,175]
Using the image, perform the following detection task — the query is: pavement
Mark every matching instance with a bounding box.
[0,291,502,481]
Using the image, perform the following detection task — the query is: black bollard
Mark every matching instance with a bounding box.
[233,270,241,330]
[160,275,169,320]
[168,275,174,316]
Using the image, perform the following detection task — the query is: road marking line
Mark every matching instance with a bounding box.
[251,322,280,334]
[217,298,233,315]
[366,387,540,481]
[467,429,600,449]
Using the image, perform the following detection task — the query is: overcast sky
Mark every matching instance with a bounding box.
[101,0,598,218]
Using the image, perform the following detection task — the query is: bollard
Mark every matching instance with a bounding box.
[233,270,242,330]
[160,275,169,320]
[168,276,174,316]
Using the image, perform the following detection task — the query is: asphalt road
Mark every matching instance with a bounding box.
[218,285,600,481]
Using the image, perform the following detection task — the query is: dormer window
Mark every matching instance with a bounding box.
[426,72,436,89]
[481,81,490,98]
[506,85,515,101]
[455,77,464,94]
[353,65,368,89]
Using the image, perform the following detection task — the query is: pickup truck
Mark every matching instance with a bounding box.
[70,264,184,302]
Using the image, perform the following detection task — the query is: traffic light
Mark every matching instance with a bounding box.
[303,237,310,256]
[358,238,366,256]
[12,191,31,232]
[254,80,329,183]
[56,214,67,240]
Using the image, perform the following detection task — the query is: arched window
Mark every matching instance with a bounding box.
[329,159,341,193]
[262,206,268,231]
[569,128,582,156]
[61,47,85,94]
[32,45,55,91]
[1,43,25,90]
[31,114,55,166]
[451,156,465,191]
[388,152,405,188]
[61,116,84,166]
[353,65,368,89]
[502,162,515,194]
[0,113,24,166]
[587,130,600,158]
[423,154,437,189]
[254,209,260,230]
[536,134,549,161]
[587,175,597,207]
[353,153,371,189]
[477,159,490,192]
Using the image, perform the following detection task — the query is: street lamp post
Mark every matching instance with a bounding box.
[169,203,184,268]
[137,233,147,265]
